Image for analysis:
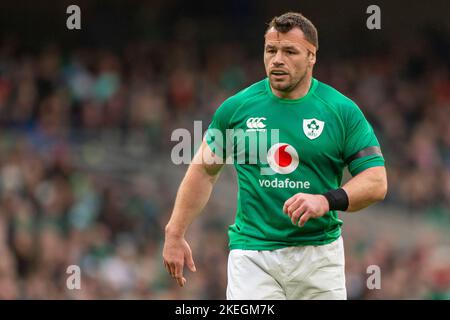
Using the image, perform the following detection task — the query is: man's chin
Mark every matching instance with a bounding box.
[270,81,291,92]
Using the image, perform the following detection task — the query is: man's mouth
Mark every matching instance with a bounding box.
[270,70,289,76]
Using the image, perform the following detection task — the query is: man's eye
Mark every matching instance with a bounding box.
[266,49,276,54]
[286,51,296,55]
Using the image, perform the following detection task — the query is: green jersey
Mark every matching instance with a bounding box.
[205,77,385,250]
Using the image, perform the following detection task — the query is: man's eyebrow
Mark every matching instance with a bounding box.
[281,46,300,51]
[265,44,300,51]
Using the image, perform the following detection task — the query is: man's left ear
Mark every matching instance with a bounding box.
[308,52,316,66]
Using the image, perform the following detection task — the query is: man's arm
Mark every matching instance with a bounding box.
[283,166,387,227]
[163,141,224,287]
[341,166,387,212]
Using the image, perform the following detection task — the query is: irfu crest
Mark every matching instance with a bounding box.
[303,118,325,140]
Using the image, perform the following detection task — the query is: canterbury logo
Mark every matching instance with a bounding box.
[246,117,267,129]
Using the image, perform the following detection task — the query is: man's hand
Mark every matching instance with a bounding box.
[161,142,222,288]
[283,193,329,227]
[162,232,196,287]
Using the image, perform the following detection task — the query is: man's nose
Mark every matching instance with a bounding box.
[272,51,285,66]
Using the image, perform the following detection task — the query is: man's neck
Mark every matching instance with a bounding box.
[271,75,312,100]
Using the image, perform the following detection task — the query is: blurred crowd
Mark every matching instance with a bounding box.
[0,22,449,299]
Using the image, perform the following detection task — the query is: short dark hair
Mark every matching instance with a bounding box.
[267,12,319,50]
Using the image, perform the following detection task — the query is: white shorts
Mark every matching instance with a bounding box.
[227,236,346,300]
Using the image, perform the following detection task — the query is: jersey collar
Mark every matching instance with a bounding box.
[265,77,318,104]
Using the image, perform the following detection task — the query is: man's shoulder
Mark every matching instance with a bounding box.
[213,79,267,118]
[314,79,359,111]
[223,78,267,107]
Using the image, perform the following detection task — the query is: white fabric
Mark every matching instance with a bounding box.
[226,236,346,300]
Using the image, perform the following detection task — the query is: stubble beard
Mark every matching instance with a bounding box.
[270,67,309,93]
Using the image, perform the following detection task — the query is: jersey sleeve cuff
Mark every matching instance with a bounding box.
[348,155,385,176]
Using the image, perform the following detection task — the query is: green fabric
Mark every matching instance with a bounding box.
[205,77,385,250]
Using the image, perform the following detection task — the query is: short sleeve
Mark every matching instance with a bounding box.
[204,98,236,160]
[342,102,385,176]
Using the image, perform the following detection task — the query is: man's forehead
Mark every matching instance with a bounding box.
[265,39,302,48]
[265,27,305,41]
[264,27,316,53]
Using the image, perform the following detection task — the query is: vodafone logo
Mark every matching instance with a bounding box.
[246,117,266,131]
[266,143,299,174]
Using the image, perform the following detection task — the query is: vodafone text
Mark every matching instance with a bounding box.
[259,178,311,189]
